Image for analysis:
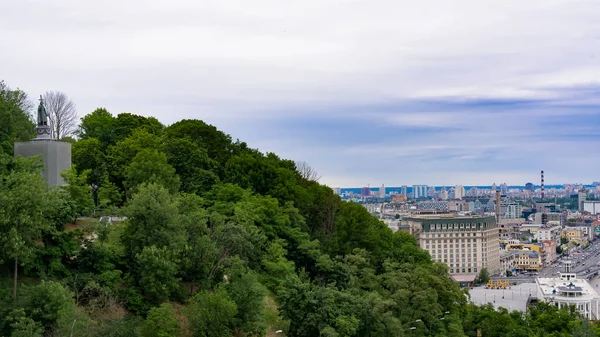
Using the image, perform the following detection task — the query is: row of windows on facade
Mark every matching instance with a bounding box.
[423,243,487,248]
[424,232,494,238]
[435,257,479,263]
[431,249,476,255]
[451,268,478,273]
[427,223,492,231]
[431,254,487,260]
[425,239,477,248]
[426,238,482,243]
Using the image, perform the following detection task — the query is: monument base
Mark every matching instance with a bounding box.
[34,124,52,140]
[14,140,72,186]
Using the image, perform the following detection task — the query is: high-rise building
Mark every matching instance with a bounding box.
[413,185,428,199]
[361,187,371,198]
[440,186,448,200]
[579,188,588,212]
[428,186,437,198]
[525,182,534,192]
[379,184,385,197]
[500,200,523,219]
[491,183,497,192]
[440,190,449,200]
[500,183,509,195]
[331,187,341,195]
[455,185,466,199]
[404,215,500,276]
[401,185,408,197]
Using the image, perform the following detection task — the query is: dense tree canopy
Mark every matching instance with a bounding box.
[0,79,598,336]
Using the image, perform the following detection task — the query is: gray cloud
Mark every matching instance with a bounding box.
[2,0,599,186]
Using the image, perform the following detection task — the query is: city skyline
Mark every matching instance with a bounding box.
[338,183,597,190]
[2,1,599,187]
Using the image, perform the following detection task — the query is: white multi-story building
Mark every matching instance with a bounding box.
[584,201,600,214]
[413,185,428,199]
[440,190,449,200]
[500,251,515,275]
[500,200,523,219]
[401,185,408,197]
[536,262,600,320]
[455,185,466,199]
[535,226,562,245]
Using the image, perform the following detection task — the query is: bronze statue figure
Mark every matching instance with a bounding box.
[37,95,48,126]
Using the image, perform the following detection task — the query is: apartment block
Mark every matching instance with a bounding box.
[405,215,500,276]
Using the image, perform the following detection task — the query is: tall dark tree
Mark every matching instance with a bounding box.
[0,156,54,300]
[78,108,115,147]
[0,81,35,153]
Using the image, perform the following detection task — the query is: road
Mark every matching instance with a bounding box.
[493,239,600,283]
[540,239,600,277]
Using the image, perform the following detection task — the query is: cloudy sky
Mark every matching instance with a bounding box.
[2,0,599,187]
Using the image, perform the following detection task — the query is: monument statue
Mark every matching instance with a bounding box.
[13,93,71,186]
[37,95,48,126]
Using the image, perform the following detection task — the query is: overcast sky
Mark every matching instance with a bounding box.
[2,0,599,187]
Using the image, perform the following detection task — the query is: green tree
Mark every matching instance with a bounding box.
[18,281,76,333]
[71,137,107,204]
[97,177,122,212]
[0,156,54,300]
[163,137,219,194]
[60,168,94,219]
[121,183,186,263]
[186,288,238,337]
[140,303,180,337]
[113,112,164,144]
[166,119,237,169]
[5,309,43,337]
[572,319,596,337]
[107,129,162,195]
[475,268,490,286]
[125,149,180,194]
[78,108,116,147]
[0,81,35,151]
[224,264,267,336]
[136,246,181,305]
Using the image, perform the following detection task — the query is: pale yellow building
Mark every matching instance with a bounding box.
[505,243,541,253]
[404,215,500,276]
[520,224,543,236]
[514,251,541,271]
[561,228,587,245]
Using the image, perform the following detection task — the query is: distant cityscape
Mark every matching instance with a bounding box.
[340,178,600,319]
[333,183,600,201]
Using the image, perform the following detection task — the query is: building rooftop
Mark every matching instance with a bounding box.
[452,274,477,282]
[515,252,539,258]
[536,276,599,301]
[406,214,493,220]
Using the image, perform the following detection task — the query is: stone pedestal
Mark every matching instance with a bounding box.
[35,124,52,140]
[14,139,72,186]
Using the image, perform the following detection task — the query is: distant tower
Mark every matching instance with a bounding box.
[495,190,501,223]
[578,188,588,212]
[541,170,545,199]
[380,184,385,197]
[401,185,408,197]
[455,185,466,199]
